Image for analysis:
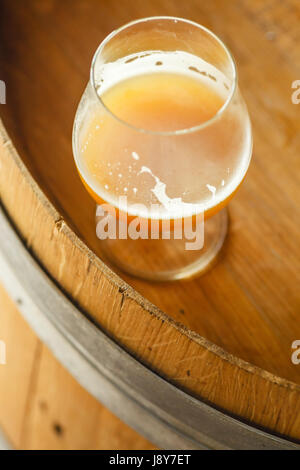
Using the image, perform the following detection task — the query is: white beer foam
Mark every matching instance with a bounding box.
[95,50,230,100]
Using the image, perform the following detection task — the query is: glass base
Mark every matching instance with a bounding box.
[96,208,229,282]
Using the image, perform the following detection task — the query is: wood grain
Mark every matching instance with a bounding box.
[22,344,156,450]
[0,0,299,444]
[0,282,155,450]
[0,283,39,448]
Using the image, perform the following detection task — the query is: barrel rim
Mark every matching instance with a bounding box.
[0,204,299,449]
[0,119,299,394]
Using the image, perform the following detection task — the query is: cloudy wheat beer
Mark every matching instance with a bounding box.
[73,18,252,280]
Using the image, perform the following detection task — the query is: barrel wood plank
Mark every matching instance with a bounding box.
[0,282,155,450]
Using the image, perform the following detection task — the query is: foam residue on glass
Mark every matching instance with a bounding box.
[75,50,251,219]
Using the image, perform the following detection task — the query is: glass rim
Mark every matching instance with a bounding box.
[90,16,238,136]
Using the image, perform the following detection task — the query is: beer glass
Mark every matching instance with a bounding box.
[73,17,252,281]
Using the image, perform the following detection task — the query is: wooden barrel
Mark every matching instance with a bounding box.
[0,0,299,450]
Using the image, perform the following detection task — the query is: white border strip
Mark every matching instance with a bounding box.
[0,428,12,450]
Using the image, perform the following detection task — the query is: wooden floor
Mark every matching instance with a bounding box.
[0,0,300,447]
